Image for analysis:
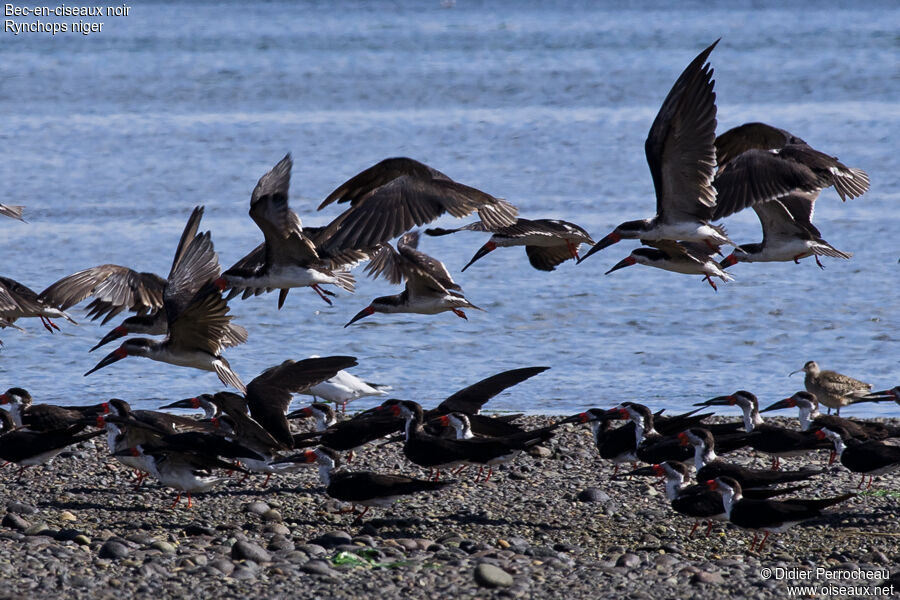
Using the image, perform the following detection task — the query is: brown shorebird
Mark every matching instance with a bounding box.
[790,361,873,415]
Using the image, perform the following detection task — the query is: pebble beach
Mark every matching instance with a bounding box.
[1,415,897,599]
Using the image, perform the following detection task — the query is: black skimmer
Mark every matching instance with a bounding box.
[317,156,517,255]
[718,190,851,269]
[711,121,870,220]
[0,387,109,432]
[0,205,24,221]
[625,461,806,539]
[605,240,735,290]
[302,446,454,524]
[791,361,874,415]
[299,355,391,413]
[46,207,247,352]
[0,411,103,478]
[761,391,900,441]
[0,276,77,334]
[706,476,854,552]
[678,427,824,489]
[579,40,731,264]
[863,386,900,406]
[159,395,218,420]
[216,155,360,309]
[816,427,900,489]
[113,444,242,508]
[425,218,594,271]
[84,207,247,392]
[287,402,338,433]
[696,390,831,469]
[345,231,481,326]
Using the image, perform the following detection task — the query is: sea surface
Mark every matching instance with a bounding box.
[1,1,897,418]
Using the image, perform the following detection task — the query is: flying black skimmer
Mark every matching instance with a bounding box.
[0,276,76,334]
[816,427,900,489]
[318,157,517,254]
[625,461,805,539]
[113,444,242,508]
[345,231,481,326]
[605,240,735,290]
[706,475,854,552]
[579,40,731,264]
[718,190,851,269]
[0,411,103,478]
[696,390,831,469]
[678,427,823,489]
[0,387,109,432]
[216,155,360,309]
[790,361,873,415]
[302,446,454,524]
[0,205,24,221]
[425,218,594,271]
[84,207,247,392]
[42,207,246,352]
[761,391,900,441]
[298,355,391,413]
[711,121,870,220]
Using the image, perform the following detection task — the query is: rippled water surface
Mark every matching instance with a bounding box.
[1,1,897,417]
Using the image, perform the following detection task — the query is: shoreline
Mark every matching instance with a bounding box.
[1,415,897,598]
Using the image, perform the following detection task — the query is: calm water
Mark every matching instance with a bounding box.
[1,1,897,418]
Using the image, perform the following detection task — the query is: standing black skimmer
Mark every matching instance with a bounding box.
[706,476,854,552]
[711,121,870,219]
[816,427,900,489]
[84,207,247,392]
[40,207,247,352]
[217,155,360,309]
[0,387,109,432]
[113,444,242,508]
[696,390,831,469]
[318,157,517,254]
[678,428,823,489]
[579,40,731,264]
[605,240,734,290]
[287,402,338,433]
[0,205,25,221]
[0,276,76,334]
[624,461,805,539]
[302,446,454,524]
[863,386,900,406]
[345,231,481,326]
[299,355,391,413]
[0,411,103,478]
[425,218,594,271]
[718,190,851,269]
[761,391,900,441]
[791,361,874,415]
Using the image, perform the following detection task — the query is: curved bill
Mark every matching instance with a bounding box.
[719,253,739,269]
[461,241,497,272]
[344,306,375,328]
[577,232,621,264]
[85,347,128,376]
[159,398,197,410]
[90,326,127,352]
[604,256,636,275]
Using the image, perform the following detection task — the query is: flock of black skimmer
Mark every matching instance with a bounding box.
[0,40,894,552]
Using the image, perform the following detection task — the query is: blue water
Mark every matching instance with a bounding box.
[1,1,897,418]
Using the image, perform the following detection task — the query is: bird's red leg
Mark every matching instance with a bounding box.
[451,309,467,320]
[750,532,758,552]
[867,476,873,489]
[351,506,370,525]
[171,494,182,508]
[814,255,825,269]
[433,470,442,482]
[40,316,60,332]
[452,465,467,475]
[828,451,836,465]
[476,466,484,481]
[793,255,802,265]
[689,522,699,539]
[340,401,347,415]
[706,521,714,537]
[311,284,334,305]
[612,464,619,475]
[704,275,718,291]
[263,473,272,488]
[485,466,493,482]
[15,466,27,480]
[858,474,865,489]
[566,240,580,260]
[757,531,770,552]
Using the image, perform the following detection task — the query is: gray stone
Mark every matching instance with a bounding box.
[231,540,272,563]
[577,487,611,503]
[261,509,282,522]
[2,513,29,530]
[6,502,36,515]
[692,571,726,585]
[150,541,177,554]
[616,553,641,568]
[244,501,270,515]
[309,531,351,548]
[474,563,513,588]
[98,540,130,560]
[209,558,235,576]
[300,559,339,578]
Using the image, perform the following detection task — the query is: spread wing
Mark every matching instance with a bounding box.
[0,277,45,314]
[365,232,459,292]
[246,356,358,447]
[714,122,796,166]
[40,265,166,324]
[163,211,221,323]
[645,40,718,224]
[438,366,550,414]
[0,205,25,221]
[315,157,517,253]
